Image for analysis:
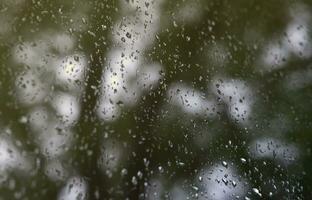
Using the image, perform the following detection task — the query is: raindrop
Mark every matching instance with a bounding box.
[132,176,138,185]
[192,185,199,191]
[19,116,28,124]
[126,32,131,39]
[137,171,143,179]
[173,21,178,28]
[232,180,237,187]
[222,161,228,168]
[252,188,262,197]
[121,168,128,176]
[158,166,164,173]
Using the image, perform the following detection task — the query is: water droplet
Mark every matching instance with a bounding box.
[121,168,128,176]
[192,185,199,191]
[222,161,228,168]
[252,188,262,197]
[222,178,228,185]
[126,32,131,39]
[173,21,178,28]
[19,116,28,124]
[81,17,87,24]
[132,176,138,185]
[137,171,143,179]
[158,166,163,173]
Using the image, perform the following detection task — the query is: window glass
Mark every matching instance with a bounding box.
[0,0,311,199]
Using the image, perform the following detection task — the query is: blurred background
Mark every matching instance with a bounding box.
[0,0,311,199]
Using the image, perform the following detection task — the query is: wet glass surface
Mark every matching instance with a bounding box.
[0,0,311,199]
